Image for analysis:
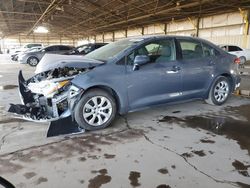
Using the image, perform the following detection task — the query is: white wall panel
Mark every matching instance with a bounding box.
[212,14,227,27]
[228,12,243,25]
[144,24,165,35]
[167,30,194,36]
[127,28,142,37]
[211,27,226,37]
[114,30,126,39]
[199,29,212,38]
[104,32,113,42]
[168,20,195,32]
[200,17,212,28]
[95,34,103,42]
[226,25,243,35]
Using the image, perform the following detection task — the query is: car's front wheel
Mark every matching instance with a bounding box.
[27,56,39,66]
[74,88,117,131]
[205,76,231,105]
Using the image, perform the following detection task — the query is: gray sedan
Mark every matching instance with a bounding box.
[9,35,241,131]
[18,45,73,66]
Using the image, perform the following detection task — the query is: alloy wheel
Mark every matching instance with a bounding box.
[83,96,113,126]
[29,58,38,66]
[214,80,229,102]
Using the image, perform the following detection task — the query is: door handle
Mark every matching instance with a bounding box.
[209,60,215,65]
[172,66,181,71]
[166,66,181,74]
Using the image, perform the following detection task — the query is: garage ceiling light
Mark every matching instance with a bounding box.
[34,26,49,33]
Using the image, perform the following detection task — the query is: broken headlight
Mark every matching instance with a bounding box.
[28,79,70,98]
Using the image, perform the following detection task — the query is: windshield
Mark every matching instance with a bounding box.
[85,38,143,62]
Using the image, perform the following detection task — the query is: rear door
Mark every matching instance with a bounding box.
[45,46,59,54]
[58,46,72,54]
[176,38,213,98]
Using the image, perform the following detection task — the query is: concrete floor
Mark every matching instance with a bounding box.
[0,54,250,188]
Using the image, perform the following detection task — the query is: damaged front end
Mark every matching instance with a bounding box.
[8,67,86,122]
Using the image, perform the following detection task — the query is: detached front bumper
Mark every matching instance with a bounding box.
[8,71,83,122]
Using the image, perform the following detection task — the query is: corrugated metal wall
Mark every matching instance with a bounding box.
[93,11,250,49]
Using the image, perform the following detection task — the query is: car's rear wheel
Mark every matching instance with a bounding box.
[74,88,117,131]
[27,56,39,66]
[205,76,231,105]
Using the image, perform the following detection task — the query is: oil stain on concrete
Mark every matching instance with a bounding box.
[23,172,36,179]
[156,185,171,188]
[158,168,169,174]
[88,169,111,188]
[129,171,141,187]
[232,160,250,177]
[0,85,18,90]
[0,129,144,176]
[103,153,116,159]
[36,177,48,185]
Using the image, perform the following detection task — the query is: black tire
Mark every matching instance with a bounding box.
[205,76,231,105]
[74,88,117,131]
[27,56,39,66]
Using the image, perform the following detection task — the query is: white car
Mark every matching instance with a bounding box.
[11,46,43,61]
[219,45,250,65]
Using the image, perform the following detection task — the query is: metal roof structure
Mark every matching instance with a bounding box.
[0,0,250,38]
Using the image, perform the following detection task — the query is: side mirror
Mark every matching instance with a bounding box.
[133,55,150,71]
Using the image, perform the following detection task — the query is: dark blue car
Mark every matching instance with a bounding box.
[9,36,241,131]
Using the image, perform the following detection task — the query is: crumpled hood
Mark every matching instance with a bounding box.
[35,54,104,74]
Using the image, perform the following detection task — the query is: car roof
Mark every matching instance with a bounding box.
[218,44,240,47]
[46,44,71,47]
[75,43,107,48]
[124,34,195,40]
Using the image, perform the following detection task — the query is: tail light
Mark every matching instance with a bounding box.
[234,57,241,64]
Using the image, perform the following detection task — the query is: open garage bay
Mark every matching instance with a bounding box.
[0,57,250,188]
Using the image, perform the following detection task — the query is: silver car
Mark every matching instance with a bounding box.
[18,45,73,66]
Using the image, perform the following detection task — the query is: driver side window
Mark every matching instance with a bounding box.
[127,39,175,65]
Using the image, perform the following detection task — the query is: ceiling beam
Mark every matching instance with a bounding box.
[16,0,51,4]
[27,0,58,35]
[0,10,41,15]
[86,0,215,32]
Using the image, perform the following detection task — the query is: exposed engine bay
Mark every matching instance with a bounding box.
[8,67,88,122]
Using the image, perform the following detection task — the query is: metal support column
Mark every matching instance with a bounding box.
[239,8,250,48]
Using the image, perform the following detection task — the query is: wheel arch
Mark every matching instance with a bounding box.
[27,55,39,63]
[205,73,234,99]
[84,85,123,114]
[27,55,39,60]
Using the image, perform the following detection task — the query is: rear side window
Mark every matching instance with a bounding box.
[228,46,242,52]
[95,44,105,49]
[45,46,58,51]
[59,46,71,51]
[26,44,42,48]
[202,43,219,57]
[178,39,203,60]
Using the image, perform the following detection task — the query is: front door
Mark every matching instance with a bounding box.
[126,38,182,111]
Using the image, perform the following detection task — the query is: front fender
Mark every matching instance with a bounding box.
[70,65,128,114]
